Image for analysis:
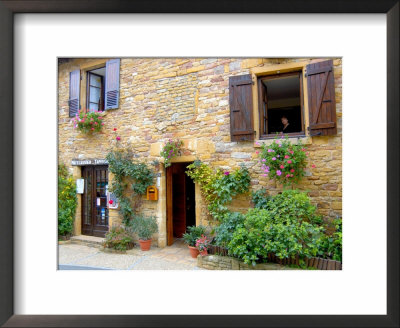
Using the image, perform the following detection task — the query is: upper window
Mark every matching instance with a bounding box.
[68,59,120,117]
[228,59,337,142]
[258,72,304,138]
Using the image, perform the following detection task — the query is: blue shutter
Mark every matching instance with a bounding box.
[68,69,80,117]
[105,59,120,110]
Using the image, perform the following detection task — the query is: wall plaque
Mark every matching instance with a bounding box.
[71,159,109,166]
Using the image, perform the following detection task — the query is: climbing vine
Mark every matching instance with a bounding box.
[186,160,251,222]
[106,150,154,224]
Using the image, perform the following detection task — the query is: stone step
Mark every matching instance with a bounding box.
[70,235,105,248]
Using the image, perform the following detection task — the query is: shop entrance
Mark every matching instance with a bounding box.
[166,162,196,246]
[81,165,109,237]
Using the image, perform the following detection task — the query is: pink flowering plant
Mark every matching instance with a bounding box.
[258,136,308,186]
[160,139,184,168]
[195,234,211,252]
[72,109,104,134]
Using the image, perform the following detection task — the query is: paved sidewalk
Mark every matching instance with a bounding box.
[58,239,203,270]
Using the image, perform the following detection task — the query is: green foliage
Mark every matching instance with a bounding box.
[106,150,154,224]
[160,139,183,167]
[214,212,245,247]
[58,164,77,237]
[258,136,308,187]
[182,225,207,247]
[186,161,251,221]
[251,188,271,209]
[227,190,325,266]
[103,226,134,251]
[128,215,158,240]
[318,217,342,261]
[72,110,104,134]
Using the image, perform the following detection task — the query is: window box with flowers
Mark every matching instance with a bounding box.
[72,110,105,134]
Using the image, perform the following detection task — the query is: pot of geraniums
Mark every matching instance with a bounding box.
[72,109,104,134]
[131,215,158,251]
[195,234,211,256]
[182,225,206,258]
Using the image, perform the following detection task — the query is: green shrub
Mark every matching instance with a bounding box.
[214,212,245,247]
[103,226,134,251]
[251,188,271,209]
[318,217,342,261]
[227,190,325,266]
[182,225,207,247]
[129,215,158,240]
[58,164,77,237]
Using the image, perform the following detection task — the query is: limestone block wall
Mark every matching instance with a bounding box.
[58,57,342,242]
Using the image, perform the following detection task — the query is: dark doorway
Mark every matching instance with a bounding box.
[81,165,109,237]
[166,162,196,246]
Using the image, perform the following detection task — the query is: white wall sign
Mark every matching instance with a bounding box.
[76,179,84,194]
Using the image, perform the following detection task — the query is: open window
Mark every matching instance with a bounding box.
[68,58,120,116]
[258,72,304,138]
[87,67,105,112]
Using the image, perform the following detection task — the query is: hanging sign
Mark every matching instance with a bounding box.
[76,179,84,194]
[71,159,109,166]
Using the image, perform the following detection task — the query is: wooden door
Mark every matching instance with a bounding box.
[81,166,109,237]
[172,164,186,238]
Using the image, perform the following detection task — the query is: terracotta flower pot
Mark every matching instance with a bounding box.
[200,249,208,256]
[188,246,200,258]
[139,239,152,251]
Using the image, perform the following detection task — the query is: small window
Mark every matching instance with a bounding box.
[86,67,105,112]
[258,72,304,138]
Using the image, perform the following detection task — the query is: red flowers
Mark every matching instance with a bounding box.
[113,128,117,131]
[290,169,295,173]
[116,136,121,141]
[311,164,316,168]
[108,200,114,205]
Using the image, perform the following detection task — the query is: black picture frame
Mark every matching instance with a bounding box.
[0,1,398,327]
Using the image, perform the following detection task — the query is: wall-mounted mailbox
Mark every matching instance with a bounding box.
[146,186,158,201]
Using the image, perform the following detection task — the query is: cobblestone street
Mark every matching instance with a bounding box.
[58,239,203,270]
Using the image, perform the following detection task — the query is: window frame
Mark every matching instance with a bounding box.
[86,70,105,112]
[257,71,305,139]
[78,59,109,113]
[251,61,311,141]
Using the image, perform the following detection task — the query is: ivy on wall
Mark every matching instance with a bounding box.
[106,150,154,224]
[186,160,251,222]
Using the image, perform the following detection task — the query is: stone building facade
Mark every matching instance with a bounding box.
[58,57,342,248]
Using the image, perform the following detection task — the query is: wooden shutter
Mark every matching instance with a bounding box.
[105,59,120,110]
[229,74,254,141]
[68,69,80,117]
[306,60,337,136]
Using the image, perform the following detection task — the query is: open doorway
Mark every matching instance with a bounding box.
[166,162,196,246]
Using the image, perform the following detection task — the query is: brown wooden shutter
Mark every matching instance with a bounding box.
[68,69,80,117]
[229,74,254,141]
[306,60,337,136]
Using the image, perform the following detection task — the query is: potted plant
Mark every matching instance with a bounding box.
[195,234,211,256]
[160,139,183,168]
[182,225,206,258]
[131,215,158,251]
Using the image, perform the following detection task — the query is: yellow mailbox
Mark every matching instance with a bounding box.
[146,186,158,201]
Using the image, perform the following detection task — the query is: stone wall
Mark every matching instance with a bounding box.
[58,57,342,244]
[197,254,290,270]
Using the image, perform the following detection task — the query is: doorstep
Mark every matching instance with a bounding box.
[69,235,105,248]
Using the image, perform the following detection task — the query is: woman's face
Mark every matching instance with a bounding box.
[281,117,288,125]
